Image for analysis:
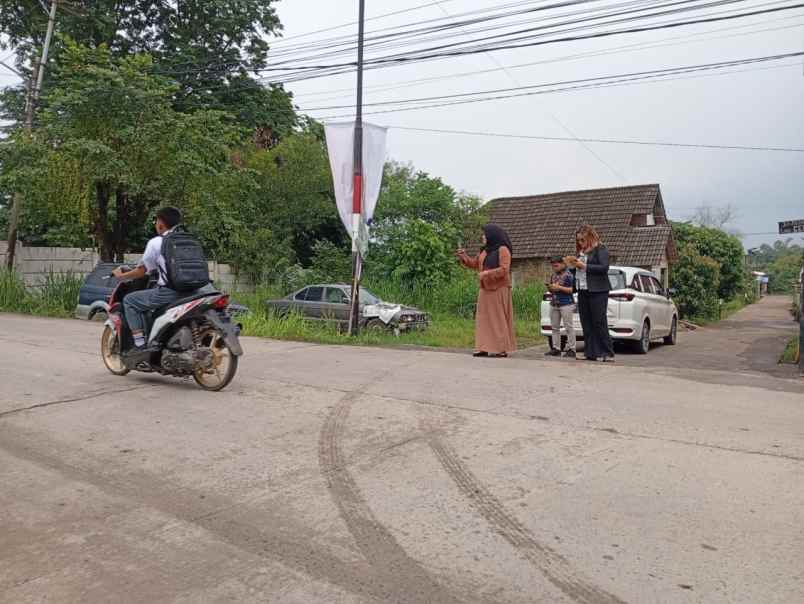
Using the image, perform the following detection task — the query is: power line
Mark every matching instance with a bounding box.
[259,0,804,82]
[433,0,627,181]
[304,51,804,112]
[382,125,804,152]
[291,16,804,102]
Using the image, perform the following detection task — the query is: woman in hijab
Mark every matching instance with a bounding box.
[457,224,516,357]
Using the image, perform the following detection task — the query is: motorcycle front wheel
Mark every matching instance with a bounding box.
[193,328,239,391]
[101,325,130,376]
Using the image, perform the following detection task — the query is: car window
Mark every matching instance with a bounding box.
[325,287,348,304]
[294,288,309,301]
[651,277,665,296]
[85,263,118,286]
[639,275,655,294]
[608,270,626,290]
[630,275,642,292]
[305,286,324,302]
[359,289,380,305]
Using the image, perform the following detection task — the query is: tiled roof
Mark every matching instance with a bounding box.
[485,184,675,266]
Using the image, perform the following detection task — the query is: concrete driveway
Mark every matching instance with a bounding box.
[523,295,801,390]
[1,313,802,604]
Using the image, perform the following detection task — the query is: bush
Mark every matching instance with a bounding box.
[670,244,721,321]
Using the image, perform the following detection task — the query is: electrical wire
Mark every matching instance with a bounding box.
[381,125,804,152]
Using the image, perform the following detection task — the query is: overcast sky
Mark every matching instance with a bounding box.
[275,0,804,249]
[1,0,801,248]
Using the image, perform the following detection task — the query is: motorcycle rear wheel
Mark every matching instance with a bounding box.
[193,328,238,391]
[101,325,130,376]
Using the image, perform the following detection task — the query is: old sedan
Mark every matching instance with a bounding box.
[265,284,429,333]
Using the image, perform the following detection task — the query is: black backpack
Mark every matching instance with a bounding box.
[160,227,210,292]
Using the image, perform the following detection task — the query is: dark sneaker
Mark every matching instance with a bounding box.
[544,349,561,357]
[564,350,577,359]
[473,351,489,357]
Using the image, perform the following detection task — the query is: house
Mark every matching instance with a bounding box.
[485,184,677,287]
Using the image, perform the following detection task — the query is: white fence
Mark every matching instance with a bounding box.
[0,241,253,292]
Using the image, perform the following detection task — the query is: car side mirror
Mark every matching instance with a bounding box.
[667,288,676,298]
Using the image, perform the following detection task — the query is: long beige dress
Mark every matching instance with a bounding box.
[460,247,516,354]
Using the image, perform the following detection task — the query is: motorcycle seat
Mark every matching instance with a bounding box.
[159,289,221,312]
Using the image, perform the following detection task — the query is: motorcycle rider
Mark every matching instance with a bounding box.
[112,207,183,355]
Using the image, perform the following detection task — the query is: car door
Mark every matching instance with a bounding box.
[650,276,674,334]
[323,287,350,323]
[639,274,667,333]
[300,286,325,320]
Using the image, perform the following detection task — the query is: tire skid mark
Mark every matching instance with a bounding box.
[319,389,465,604]
[0,426,404,603]
[428,436,626,604]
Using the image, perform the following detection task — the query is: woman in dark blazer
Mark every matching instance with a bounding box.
[564,224,615,362]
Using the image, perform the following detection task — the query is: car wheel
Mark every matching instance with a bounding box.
[365,318,389,332]
[633,320,651,354]
[663,316,678,345]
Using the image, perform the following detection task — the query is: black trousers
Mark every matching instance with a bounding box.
[578,290,614,360]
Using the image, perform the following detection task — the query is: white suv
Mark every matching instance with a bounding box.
[540,266,678,354]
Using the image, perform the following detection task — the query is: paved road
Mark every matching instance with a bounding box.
[521,295,802,391]
[1,312,802,604]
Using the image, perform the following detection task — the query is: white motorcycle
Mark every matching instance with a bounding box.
[100,269,242,391]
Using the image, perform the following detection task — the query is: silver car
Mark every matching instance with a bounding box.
[265,284,429,332]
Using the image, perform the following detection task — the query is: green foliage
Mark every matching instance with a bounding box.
[673,222,749,301]
[779,337,799,364]
[370,161,486,284]
[0,0,293,133]
[670,243,722,321]
[0,269,83,317]
[237,275,544,350]
[765,248,804,294]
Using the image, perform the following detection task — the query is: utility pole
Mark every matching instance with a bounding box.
[348,0,366,336]
[5,0,58,270]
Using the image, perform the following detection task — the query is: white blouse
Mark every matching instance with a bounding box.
[576,253,589,290]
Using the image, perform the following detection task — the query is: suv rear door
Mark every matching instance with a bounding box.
[638,273,668,333]
[650,276,674,334]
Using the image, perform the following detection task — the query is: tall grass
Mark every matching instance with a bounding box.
[0,269,84,318]
[235,275,546,350]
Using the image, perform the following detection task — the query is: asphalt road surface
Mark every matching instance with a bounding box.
[1,311,802,604]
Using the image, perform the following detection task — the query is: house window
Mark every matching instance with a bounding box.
[645,213,656,226]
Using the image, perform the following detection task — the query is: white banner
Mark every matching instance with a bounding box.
[324,122,388,237]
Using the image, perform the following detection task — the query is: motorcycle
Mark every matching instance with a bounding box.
[100,268,243,391]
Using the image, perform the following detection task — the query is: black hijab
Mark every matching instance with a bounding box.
[482,224,513,269]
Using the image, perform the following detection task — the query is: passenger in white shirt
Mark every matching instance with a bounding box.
[112,207,182,350]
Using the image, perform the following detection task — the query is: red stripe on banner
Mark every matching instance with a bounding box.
[352,174,362,214]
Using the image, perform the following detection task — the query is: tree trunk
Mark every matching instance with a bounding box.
[113,186,128,263]
[94,182,113,262]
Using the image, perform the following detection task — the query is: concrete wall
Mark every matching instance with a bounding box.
[0,242,253,292]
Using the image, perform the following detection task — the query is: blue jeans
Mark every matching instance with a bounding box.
[124,287,180,333]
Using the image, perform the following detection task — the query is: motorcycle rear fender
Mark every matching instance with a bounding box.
[204,309,243,356]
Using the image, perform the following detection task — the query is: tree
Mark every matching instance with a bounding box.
[670,244,722,320]
[672,222,749,301]
[689,203,739,230]
[0,0,296,135]
[369,161,486,283]
[16,40,242,260]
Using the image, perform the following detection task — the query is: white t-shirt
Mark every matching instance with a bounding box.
[139,228,174,287]
[576,253,589,291]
